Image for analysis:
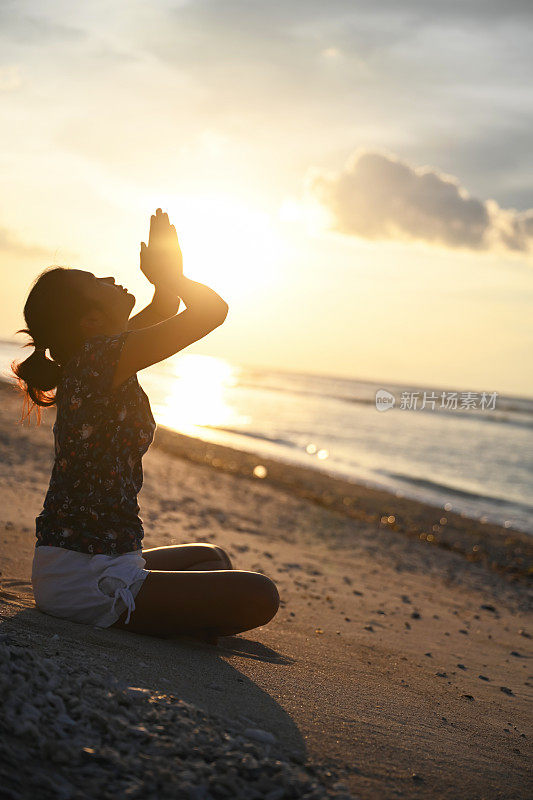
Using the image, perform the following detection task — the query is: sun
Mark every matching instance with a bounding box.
[147,193,286,303]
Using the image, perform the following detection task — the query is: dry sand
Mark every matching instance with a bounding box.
[1,381,532,799]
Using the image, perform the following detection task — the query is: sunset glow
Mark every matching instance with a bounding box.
[158,194,286,302]
[1,9,532,793]
[1,2,532,395]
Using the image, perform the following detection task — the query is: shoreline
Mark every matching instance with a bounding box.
[152,425,533,581]
[1,379,531,582]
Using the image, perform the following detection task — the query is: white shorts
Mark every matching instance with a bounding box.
[32,545,150,628]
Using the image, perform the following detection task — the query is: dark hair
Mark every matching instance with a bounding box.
[12,267,96,412]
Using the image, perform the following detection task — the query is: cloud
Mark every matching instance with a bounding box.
[137,1,533,210]
[0,7,85,46]
[308,150,533,253]
[0,226,51,258]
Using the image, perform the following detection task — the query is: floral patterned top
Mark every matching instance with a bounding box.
[36,333,156,555]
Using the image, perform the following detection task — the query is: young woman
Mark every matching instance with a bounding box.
[13,208,279,641]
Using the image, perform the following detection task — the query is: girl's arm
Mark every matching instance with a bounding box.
[112,210,228,388]
[113,275,228,388]
[127,285,180,331]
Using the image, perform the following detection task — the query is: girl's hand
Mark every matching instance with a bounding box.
[140,208,183,294]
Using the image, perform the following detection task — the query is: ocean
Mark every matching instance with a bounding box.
[2,339,532,534]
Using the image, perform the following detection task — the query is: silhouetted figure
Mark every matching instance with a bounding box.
[13,209,279,641]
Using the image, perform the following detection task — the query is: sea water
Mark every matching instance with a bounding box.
[2,340,531,534]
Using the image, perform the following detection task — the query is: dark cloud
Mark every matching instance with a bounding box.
[140,0,533,209]
[0,7,85,46]
[149,0,532,75]
[398,118,533,210]
[166,0,532,32]
[308,150,533,253]
[1,1,531,215]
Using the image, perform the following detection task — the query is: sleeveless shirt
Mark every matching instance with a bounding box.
[36,333,156,555]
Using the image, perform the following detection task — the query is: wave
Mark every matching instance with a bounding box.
[235,379,376,408]
[479,413,533,430]
[235,380,533,429]
[200,427,533,519]
[201,425,300,452]
[381,470,533,515]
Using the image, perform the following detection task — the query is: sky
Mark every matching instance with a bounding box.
[1,0,532,396]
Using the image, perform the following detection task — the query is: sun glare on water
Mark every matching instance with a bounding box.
[147,353,246,434]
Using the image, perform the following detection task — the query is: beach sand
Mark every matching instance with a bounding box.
[1,380,532,799]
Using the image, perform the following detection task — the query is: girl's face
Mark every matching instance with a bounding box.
[72,269,136,331]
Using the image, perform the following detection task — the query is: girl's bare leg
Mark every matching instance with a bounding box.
[142,543,233,572]
[112,569,279,638]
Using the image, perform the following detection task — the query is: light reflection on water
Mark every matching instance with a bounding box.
[141,354,249,435]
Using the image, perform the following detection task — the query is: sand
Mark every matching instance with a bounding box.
[0,380,532,799]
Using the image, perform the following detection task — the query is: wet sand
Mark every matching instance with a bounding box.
[1,380,532,799]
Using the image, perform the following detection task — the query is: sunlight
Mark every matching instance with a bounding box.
[279,193,333,235]
[143,193,286,302]
[148,353,245,434]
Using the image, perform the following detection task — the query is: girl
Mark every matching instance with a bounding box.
[13,209,279,641]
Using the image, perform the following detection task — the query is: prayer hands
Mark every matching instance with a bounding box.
[140,208,183,293]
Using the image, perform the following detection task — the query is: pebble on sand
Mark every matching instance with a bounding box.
[0,635,344,799]
[243,728,277,745]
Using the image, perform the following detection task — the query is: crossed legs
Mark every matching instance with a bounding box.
[141,543,234,572]
[112,543,279,639]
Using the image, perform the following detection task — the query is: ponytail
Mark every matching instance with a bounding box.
[12,344,62,409]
